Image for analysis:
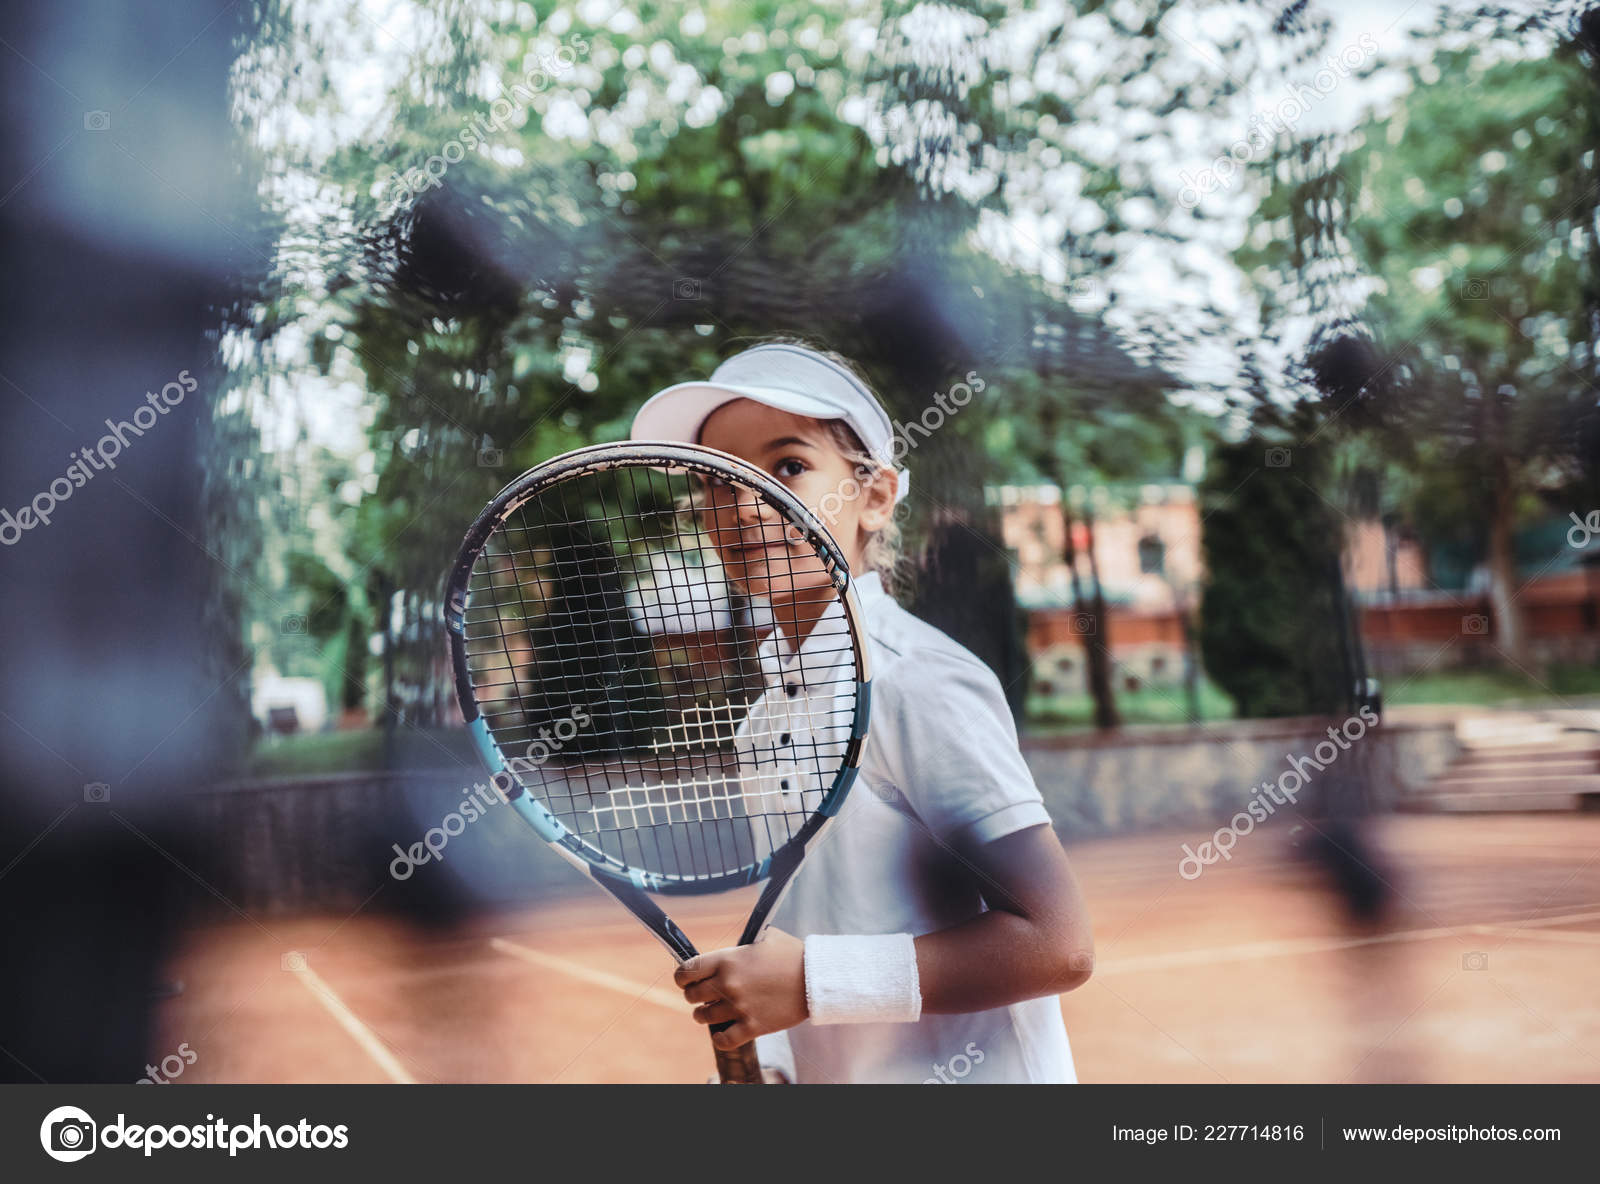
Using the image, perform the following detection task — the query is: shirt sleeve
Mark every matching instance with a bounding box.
[872,645,1052,845]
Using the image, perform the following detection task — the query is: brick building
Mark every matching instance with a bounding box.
[994,484,1600,694]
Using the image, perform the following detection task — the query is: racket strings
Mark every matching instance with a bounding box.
[462,460,858,883]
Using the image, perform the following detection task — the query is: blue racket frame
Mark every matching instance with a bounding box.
[443,441,872,961]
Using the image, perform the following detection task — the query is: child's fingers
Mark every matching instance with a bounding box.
[709,1021,756,1051]
[681,978,723,1005]
[673,953,723,988]
[692,1000,738,1027]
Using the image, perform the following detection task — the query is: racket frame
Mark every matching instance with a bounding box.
[443,441,873,1081]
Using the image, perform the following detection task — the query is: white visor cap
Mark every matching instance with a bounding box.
[630,343,909,504]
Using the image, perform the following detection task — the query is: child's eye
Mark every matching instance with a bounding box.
[774,458,808,480]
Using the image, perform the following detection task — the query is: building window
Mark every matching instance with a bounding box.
[1137,534,1166,576]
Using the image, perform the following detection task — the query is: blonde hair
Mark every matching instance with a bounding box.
[818,416,907,597]
[687,336,908,597]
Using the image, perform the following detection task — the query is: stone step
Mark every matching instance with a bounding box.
[1434,761,1600,782]
[1455,718,1563,747]
[1400,790,1597,813]
[1424,774,1600,796]
[1416,711,1600,811]
[1454,748,1600,767]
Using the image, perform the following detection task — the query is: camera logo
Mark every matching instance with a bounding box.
[1462,951,1489,971]
[1462,614,1489,635]
[280,613,308,635]
[41,1105,97,1162]
[1264,447,1291,468]
[84,110,111,132]
[476,447,503,468]
[83,781,111,803]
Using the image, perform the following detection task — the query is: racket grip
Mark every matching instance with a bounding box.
[710,1024,765,1084]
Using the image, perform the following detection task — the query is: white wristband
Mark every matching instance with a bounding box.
[803,933,922,1025]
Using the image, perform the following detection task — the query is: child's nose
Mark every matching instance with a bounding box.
[733,487,770,525]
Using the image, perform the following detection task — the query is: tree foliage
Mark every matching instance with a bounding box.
[1238,12,1600,665]
[1198,405,1348,718]
[226,0,1308,732]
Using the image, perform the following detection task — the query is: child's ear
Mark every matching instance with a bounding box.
[857,467,897,532]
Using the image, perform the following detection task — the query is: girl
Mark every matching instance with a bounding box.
[631,339,1093,1084]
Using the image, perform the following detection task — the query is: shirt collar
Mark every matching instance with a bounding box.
[851,569,886,610]
[754,583,858,680]
[754,569,884,667]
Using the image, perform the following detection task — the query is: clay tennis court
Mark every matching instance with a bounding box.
[152,813,1600,1084]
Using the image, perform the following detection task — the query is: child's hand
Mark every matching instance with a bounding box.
[675,928,808,1049]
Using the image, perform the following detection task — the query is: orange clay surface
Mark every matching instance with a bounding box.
[153,814,1600,1083]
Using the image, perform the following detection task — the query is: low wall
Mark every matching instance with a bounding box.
[186,716,1459,916]
[1020,715,1459,837]
[185,769,582,919]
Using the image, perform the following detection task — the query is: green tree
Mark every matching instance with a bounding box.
[1198,403,1348,718]
[1239,26,1600,668]
[232,0,1285,731]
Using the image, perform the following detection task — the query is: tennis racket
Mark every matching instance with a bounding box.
[443,441,871,1083]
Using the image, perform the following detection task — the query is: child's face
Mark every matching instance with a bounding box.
[697,399,895,605]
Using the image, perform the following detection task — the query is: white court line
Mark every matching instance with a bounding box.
[287,954,417,1084]
[1494,909,1600,931]
[1096,909,1600,977]
[490,937,690,1014]
[1478,925,1600,946]
[1514,900,1600,917]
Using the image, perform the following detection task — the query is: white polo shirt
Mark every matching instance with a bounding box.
[744,571,1077,1085]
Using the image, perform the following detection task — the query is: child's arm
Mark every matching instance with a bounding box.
[674,823,1091,1049]
[908,822,1092,1014]
[677,644,1094,1050]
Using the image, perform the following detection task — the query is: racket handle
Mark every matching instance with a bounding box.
[710,1024,765,1084]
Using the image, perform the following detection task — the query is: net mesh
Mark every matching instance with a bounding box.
[460,460,859,884]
